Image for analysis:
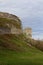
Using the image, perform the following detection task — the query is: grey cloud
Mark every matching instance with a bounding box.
[0,0,43,39]
[0,0,43,18]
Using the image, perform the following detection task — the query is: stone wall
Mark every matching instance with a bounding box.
[11,25,22,34]
[0,12,22,34]
[0,12,20,22]
[23,28,32,38]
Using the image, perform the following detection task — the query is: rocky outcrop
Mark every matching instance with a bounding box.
[0,12,22,34]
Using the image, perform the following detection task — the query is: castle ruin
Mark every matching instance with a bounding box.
[0,12,22,34]
[23,28,32,39]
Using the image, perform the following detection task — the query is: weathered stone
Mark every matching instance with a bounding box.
[0,12,22,34]
[23,28,32,39]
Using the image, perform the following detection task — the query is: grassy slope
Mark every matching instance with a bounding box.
[0,34,43,65]
[0,47,43,65]
[0,18,43,65]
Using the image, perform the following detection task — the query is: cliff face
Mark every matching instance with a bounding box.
[0,12,22,34]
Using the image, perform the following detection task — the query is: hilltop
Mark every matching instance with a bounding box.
[0,12,30,51]
[0,12,43,65]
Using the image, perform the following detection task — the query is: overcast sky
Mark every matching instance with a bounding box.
[0,0,43,40]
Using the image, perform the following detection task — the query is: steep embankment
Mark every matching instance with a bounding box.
[0,34,43,65]
[0,12,43,65]
[0,12,43,51]
[0,34,30,51]
[0,12,25,51]
[0,12,31,51]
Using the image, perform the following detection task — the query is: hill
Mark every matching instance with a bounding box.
[0,34,43,65]
[0,12,43,65]
[0,12,28,51]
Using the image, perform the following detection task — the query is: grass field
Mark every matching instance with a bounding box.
[0,48,43,65]
[0,35,43,65]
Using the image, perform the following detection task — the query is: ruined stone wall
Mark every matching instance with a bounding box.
[23,28,32,38]
[0,12,20,22]
[11,25,22,34]
[0,12,22,34]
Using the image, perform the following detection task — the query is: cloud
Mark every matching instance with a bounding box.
[32,33,43,40]
[0,0,43,39]
[0,0,43,18]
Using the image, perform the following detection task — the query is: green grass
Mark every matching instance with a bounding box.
[0,48,43,65]
[0,34,43,65]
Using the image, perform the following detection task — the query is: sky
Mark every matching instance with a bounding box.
[0,0,43,40]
